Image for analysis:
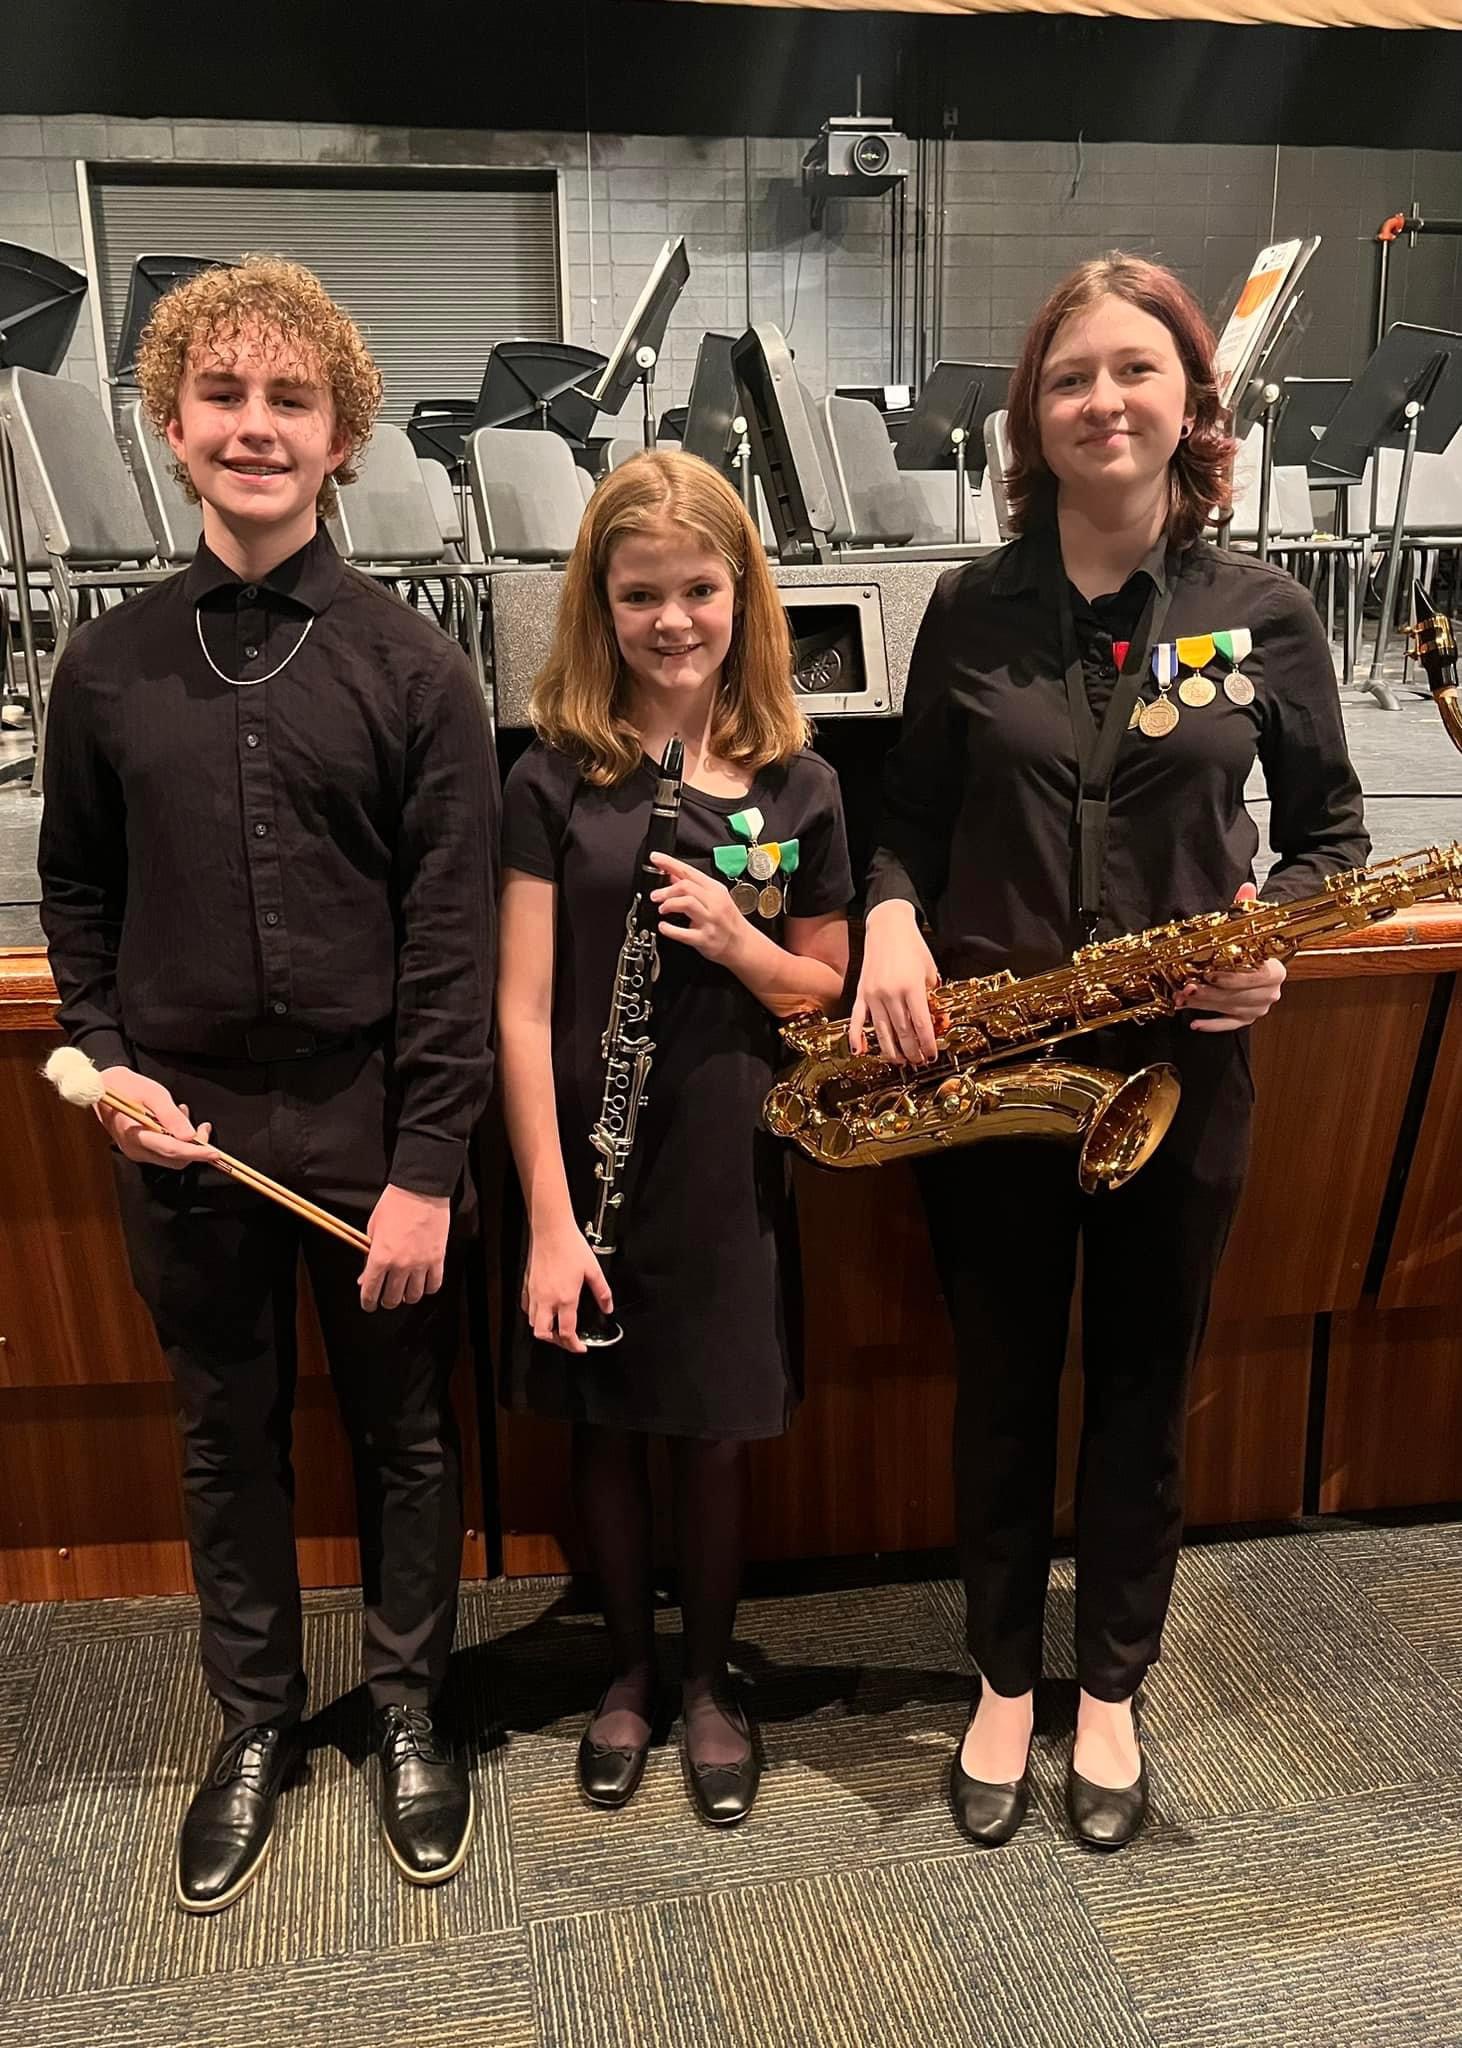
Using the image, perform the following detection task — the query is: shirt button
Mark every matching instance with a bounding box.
[245,733,259,749]
[242,585,258,601]
[271,1000,287,1016]
[264,911,280,927]
[244,644,260,660]
[254,822,268,837]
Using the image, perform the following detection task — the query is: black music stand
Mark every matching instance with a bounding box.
[113,255,231,380]
[588,237,691,451]
[1274,376,1350,471]
[406,399,475,473]
[0,243,88,787]
[473,341,606,451]
[730,322,836,563]
[1313,322,1462,703]
[681,332,746,490]
[892,360,1012,541]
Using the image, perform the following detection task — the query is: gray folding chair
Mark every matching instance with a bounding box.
[0,365,167,778]
[416,454,465,550]
[818,396,919,548]
[576,467,596,506]
[333,422,492,699]
[120,398,203,563]
[468,427,585,562]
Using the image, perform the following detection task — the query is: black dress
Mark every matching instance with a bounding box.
[501,741,853,1440]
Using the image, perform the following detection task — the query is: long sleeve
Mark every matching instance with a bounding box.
[1256,578,1370,902]
[37,636,133,1072]
[865,567,969,923]
[387,646,500,1196]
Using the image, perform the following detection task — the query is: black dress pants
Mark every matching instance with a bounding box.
[916,1022,1253,1703]
[114,1041,465,1736]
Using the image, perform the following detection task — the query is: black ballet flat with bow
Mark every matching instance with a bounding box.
[577,1690,656,1810]
[679,1687,761,1827]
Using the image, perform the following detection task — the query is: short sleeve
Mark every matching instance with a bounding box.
[501,742,578,883]
[787,754,854,918]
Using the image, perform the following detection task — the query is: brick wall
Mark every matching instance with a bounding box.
[2,113,1458,420]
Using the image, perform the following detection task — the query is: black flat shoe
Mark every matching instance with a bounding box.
[680,1691,761,1827]
[176,1722,299,1914]
[949,1728,1031,1849]
[377,1705,474,1886]
[577,1692,654,1810]
[1068,1761,1149,1850]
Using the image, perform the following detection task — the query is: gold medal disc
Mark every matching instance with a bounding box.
[1224,671,1255,706]
[746,845,776,882]
[1128,697,1143,730]
[1139,696,1180,739]
[731,880,759,915]
[757,883,783,919]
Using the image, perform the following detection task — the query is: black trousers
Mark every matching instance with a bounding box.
[916,1022,1252,1703]
[114,1041,465,1736]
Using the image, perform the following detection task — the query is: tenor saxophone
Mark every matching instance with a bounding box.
[766,603,1462,1191]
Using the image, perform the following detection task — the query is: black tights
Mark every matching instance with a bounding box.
[572,1423,749,1766]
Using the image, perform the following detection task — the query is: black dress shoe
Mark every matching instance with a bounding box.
[680,1690,761,1827]
[377,1705,474,1885]
[577,1692,654,1809]
[176,1722,298,1914]
[949,1727,1031,1849]
[1068,1760,1149,1850]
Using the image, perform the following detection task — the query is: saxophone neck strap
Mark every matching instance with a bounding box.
[1055,564,1175,944]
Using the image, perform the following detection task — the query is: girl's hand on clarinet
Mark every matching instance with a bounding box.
[524,1222,612,1354]
[849,901,942,1063]
[649,853,747,965]
[1176,884,1287,1032]
[98,1066,219,1169]
[360,1184,450,1313]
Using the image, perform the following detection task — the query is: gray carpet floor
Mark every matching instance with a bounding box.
[1,1521,1460,2048]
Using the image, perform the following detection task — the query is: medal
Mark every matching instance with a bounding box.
[1142,643,1180,737]
[1175,633,1216,709]
[714,813,801,919]
[1214,628,1255,706]
[1128,697,1143,731]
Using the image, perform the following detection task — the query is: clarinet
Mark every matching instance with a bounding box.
[578,736,685,1347]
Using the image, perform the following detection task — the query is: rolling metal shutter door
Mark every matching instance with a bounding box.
[90,178,562,421]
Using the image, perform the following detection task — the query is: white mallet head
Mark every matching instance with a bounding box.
[42,1045,107,1107]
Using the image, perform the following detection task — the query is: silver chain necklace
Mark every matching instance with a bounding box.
[194,605,315,687]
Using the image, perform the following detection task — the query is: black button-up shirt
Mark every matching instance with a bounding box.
[867,525,1370,980]
[39,528,498,1197]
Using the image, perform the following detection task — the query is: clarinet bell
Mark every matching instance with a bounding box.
[578,1286,623,1349]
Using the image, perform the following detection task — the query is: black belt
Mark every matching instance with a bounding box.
[136,1022,385,1066]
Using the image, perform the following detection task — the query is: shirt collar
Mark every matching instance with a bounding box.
[183,524,345,614]
[991,522,1177,603]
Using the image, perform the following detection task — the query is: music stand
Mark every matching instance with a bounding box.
[473,341,607,452]
[0,243,88,788]
[681,332,745,486]
[893,362,1011,473]
[588,238,691,451]
[1313,322,1462,702]
[113,255,231,381]
[406,400,475,473]
[730,322,836,563]
[1274,376,1350,470]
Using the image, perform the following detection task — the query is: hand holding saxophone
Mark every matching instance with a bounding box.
[1175,884,1287,1032]
[849,899,942,1062]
